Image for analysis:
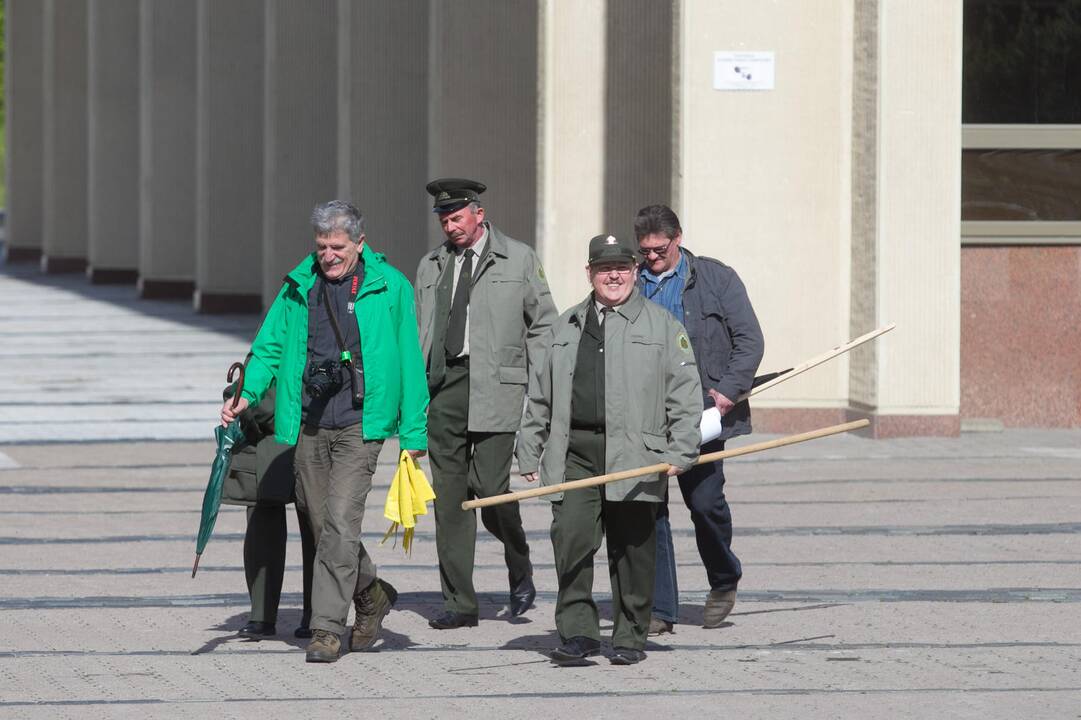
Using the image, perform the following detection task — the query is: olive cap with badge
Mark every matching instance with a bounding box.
[426,178,487,213]
[587,234,637,265]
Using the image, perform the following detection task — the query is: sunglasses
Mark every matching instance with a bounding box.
[637,238,674,258]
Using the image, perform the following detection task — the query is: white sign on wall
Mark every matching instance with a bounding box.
[713,51,775,91]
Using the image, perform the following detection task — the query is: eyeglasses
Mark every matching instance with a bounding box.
[637,238,674,258]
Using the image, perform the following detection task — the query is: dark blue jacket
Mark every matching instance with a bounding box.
[643,248,764,440]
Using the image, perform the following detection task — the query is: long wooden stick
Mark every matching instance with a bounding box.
[737,323,895,402]
[462,419,869,510]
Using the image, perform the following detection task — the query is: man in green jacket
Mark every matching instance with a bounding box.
[517,234,702,666]
[415,178,557,629]
[221,201,428,663]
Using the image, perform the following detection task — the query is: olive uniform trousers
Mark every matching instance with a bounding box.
[428,361,532,616]
[551,429,658,650]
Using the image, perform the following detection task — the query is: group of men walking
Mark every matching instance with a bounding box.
[219,179,763,667]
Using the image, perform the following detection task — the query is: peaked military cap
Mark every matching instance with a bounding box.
[588,234,636,265]
[426,178,487,213]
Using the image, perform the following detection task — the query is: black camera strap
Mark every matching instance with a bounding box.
[320,279,364,408]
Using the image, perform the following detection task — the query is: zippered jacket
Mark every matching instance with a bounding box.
[241,245,429,450]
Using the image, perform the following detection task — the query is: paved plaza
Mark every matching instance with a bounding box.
[1,262,1080,718]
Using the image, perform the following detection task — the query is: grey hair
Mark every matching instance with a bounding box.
[311,200,365,241]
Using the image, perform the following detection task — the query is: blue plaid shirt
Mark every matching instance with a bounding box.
[639,250,689,323]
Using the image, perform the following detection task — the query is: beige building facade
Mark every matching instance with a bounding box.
[4,1,1077,436]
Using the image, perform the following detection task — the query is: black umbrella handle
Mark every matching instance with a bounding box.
[227,362,246,411]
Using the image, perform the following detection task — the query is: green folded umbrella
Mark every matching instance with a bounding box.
[191,420,246,578]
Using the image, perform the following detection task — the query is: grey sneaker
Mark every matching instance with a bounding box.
[305,629,341,663]
[703,589,737,628]
[350,579,396,651]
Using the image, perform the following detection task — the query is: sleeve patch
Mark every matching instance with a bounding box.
[677,333,691,353]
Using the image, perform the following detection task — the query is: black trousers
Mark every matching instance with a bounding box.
[244,502,315,626]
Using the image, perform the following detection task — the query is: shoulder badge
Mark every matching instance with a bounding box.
[677,332,691,353]
[537,265,546,280]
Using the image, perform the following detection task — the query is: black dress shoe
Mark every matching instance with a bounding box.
[509,576,536,617]
[238,621,276,639]
[428,610,479,630]
[550,636,601,666]
[610,646,646,665]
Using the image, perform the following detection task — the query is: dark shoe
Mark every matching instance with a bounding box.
[509,575,536,617]
[703,589,737,628]
[647,616,674,636]
[428,610,479,630]
[550,636,601,666]
[305,629,340,663]
[350,579,396,651]
[294,625,313,639]
[238,620,276,639]
[610,646,647,665]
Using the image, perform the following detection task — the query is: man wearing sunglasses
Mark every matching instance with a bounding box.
[634,204,764,635]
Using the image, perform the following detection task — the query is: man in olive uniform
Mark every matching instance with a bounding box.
[517,234,702,666]
[221,384,315,640]
[415,178,558,629]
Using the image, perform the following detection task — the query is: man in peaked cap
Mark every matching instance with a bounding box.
[516,233,702,666]
[415,178,558,629]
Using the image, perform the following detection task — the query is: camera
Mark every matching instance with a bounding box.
[305,359,343,399]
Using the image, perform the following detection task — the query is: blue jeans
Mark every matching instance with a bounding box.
[652,439,742,623]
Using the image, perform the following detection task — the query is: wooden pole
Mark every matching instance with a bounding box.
[462,419,869,510]
[737,324,896,402]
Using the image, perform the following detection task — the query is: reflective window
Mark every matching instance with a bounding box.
[963,0,1081,124]
[962,149,1081,220]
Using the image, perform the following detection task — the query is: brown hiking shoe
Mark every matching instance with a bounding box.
[703,589,737,628]
[305,629,341,663]
[647,616,674,636]
[350,578,396,651]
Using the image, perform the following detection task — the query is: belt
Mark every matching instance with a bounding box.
[570,424,605,433]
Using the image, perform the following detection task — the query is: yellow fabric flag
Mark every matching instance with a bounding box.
[381,450,436,554]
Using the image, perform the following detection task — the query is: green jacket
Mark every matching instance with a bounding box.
[241,245,429,450]
[415,223,557,432]
[516,289,702,502]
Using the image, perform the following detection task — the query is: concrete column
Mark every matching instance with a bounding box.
[428,0,539,250]
[261,1,338,307]
[41,0,89,273]
[338,0,429,276]
[87,0,140,284]
[678,0,854,427]
[536,0,605,310]
[4,0,46,263]
[848,0,962,435]
[138,0,197,300]
[603,0,675,239]
[194,0,264,314]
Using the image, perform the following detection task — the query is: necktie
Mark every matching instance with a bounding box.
[444,249,473,358]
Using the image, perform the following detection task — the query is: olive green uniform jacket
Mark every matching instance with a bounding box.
[221,387,296,507]
[516,288,703,502]
[415,223,557,432]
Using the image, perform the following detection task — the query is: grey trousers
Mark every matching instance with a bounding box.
[294,423,384,635]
